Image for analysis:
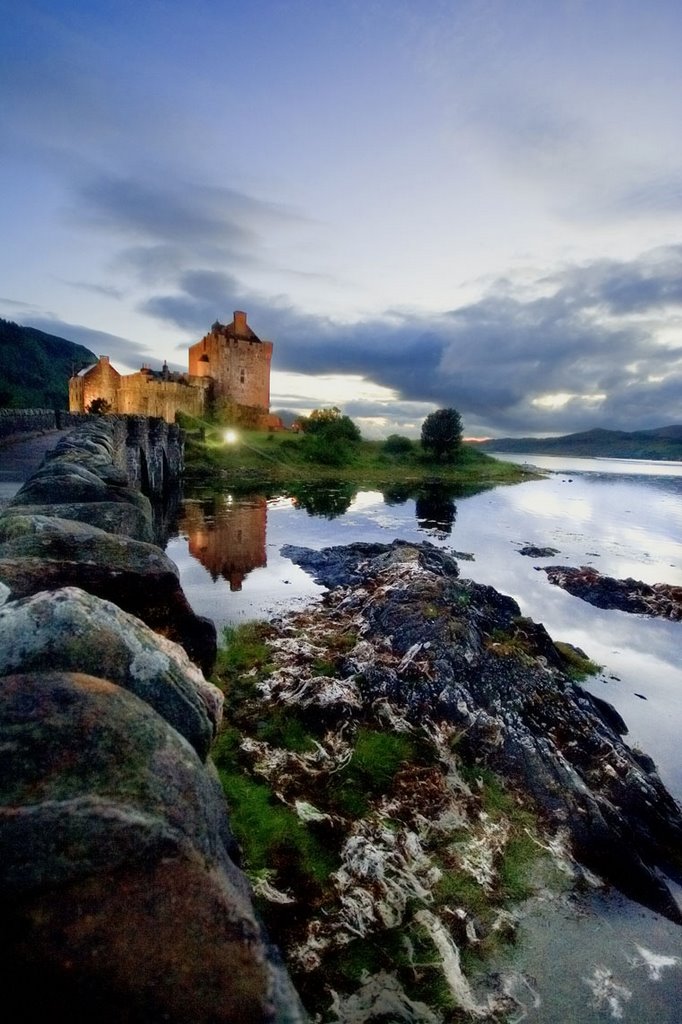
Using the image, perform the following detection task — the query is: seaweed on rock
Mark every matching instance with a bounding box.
[212,540,682,1022]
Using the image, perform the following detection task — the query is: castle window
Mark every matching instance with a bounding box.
[240,368,245,384]
[199,354,209,362]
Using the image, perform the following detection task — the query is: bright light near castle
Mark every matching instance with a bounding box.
[223,429,239,445]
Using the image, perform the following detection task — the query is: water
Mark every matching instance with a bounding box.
[3,444,681,1019]
[167,456,682,1022]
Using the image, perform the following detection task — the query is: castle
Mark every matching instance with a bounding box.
[69,311,280,428]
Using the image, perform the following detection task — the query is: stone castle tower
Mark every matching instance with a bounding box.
[188,311,272,421]
[69,311,277,427]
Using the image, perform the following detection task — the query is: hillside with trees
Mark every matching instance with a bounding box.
[0,318,96,409]
[477,426,682,461]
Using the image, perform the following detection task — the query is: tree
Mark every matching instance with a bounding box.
[301,407,361,442]
[87,397,112,416]
[420,408,463,461]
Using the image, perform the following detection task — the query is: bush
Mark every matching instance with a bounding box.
[383,434,413,455]
[86,397,112,415]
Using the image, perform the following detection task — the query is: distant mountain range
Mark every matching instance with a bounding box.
[0,319,96,410]
[476,426,682,461]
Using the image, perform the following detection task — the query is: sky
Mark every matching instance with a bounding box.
[1,0,682,438]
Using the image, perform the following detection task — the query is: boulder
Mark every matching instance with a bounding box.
[0,670,306,1024]
[0,513,216,673]
[2,501,153,542]
[0,587,222,760]
[9,463,151,515]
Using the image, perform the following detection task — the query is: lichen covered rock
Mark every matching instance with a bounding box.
[0,670,306,1024]
[0,586,222,759]
[0,512,216,672]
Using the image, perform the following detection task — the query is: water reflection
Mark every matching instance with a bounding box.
[415,485,457,538]
[287,481,355,519]
[180,496,267,591]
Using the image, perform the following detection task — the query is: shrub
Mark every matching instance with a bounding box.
[383,434,413,455]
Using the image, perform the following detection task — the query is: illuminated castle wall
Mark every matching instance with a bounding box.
[69,312,278,427]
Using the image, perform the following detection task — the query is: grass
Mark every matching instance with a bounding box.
[554,640,602,679]
[214,622,273,686]
[326,728,417,816]
[179,416,539,493]
[215,768,336,885]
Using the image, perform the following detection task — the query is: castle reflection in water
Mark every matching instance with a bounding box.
[180,496,267,592]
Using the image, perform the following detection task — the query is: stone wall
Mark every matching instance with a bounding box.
[122,414,183,499]
[0,408,57,439]
[0,417,305,1022]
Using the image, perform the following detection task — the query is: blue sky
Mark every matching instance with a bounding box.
[2,0,681,437]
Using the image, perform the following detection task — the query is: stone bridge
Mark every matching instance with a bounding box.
[120,414,183,499]
[0,410,183,500]
[0,418,305,1023]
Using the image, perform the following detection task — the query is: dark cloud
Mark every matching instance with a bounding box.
[23,316,164,370]
[142,270,243,335]
[551,246,682,315]
[65,281,124,300]
[76,175,307,249]
[100,240,682,437]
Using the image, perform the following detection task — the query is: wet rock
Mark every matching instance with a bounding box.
[0,587,222,759]
[0,670,306,1024]
[518,545,559,558]
[286,541,682,924]
[540,564,682,620]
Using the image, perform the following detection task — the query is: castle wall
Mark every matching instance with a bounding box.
[70,356,120,414]
[188,314,272,412]
[116,374,207,422]
[69,312,272,426]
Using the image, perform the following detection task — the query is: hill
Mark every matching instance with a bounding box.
[476,426,682,461]
[0,318,96,409]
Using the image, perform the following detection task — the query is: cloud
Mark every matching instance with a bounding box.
[22,316,165,370]
[76,174,307,249]
[135,240,682,435]
[548,245,682,315]
[64,280,125,300]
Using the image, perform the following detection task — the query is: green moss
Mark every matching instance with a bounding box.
[484,627,535,662]
[311,658,337,677]
[215,621,272,679]
[433,867,490,917]
[255,710,316,753]
[499,832,537,902]
[218,769,337,885]
[324,728,418,817]
[555,641,602,679]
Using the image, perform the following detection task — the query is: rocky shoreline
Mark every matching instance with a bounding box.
[2,422,681,1022]
[211,539,682,1020]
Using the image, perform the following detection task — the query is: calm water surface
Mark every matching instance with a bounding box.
[168,455,682,1023]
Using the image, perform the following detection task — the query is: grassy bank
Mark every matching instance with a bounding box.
[181,419,541,492]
